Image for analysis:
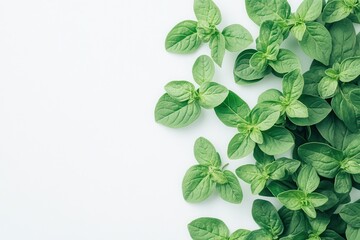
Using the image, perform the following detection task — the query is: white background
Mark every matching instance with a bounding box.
[0,0,357,239]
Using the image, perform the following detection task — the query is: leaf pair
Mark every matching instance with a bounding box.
[155,55,228,128]
[278,165,328,218]
[165,0,253,66]
[236,146,300,195]
[298,135,360,194]
[245,0,332,65]
[215,91,294,159]
[182,137,242,204]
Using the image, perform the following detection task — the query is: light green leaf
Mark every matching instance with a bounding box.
[283,69,304,102]
[339,57,360,82]
[192,55,215,85]
[301,205,316,218]
[346,225,360,240]
[307,192,329,207]
[278,190,304,210]
[165,20,202,53]
[228,132,255,159]
[322,0,352,23]
[291,23,306,41]
[250,128,264,144]
[188,217,229,240]
[299,22,332,65]
[246,229,273,240]
[164,81,195,102]
[222,24,253,52]
[234,49,269,82]
[296,0,322,21]
[194,0,222,26]
[210,32,226,67]
[269,49,301,74]
[334,171,352,194]
[182,165,214,202]
[251,104,280,131]
[229,229,251,240]
[236,164,262,183]
[155,93,201,128]
[250,52,268,72]
[216,170,243,204]
[256,21,283,52]
[258,127,294,155]
[199,82,228,109]
[297,165,319,193]
[286,100,308,118]
[194,137,221,167]
[318,76,338,99]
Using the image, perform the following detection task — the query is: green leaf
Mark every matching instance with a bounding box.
[296,0,322,21]
[250,176,268,194]
[301,204,316,218]
[298,143,342,178]
[288,95,332,126]
[214,91,250,127]
[256,21,283,52]
[321,230,345,240]
[222,24,253,52]
[245,0,291,26]
[165,20,202,53]
[308,213,329,235]
[318,76,338,99]
[346,225,360,240]
[297,165,319,193]
[229,229,251,240]
[216,170,243,204]
[350,89,360,111]
[252,200,284,237]
[155,93,201,128]
[164,81,195,102]
[258,89,282,103]
[258,127,294,155]
[334,171,352,194]
[268,49,301,74]
[228,132,255,159]
[251,104,280,131]
[234,49,269,82]
[283,69,304,102]
[199,82,228,109]
[303,63,327,96]
[286,100,308,118]
[307,192,329,207]
[250,128,264,144]
[329,19,357,65]
[194,137,221,167]
[299,22,332,65]
[182,165,214,202]
[291,23,306,41]
[246,229,273,240]
[278,190,304,210]
[339,57,360,82]
[192,55,215,85]
[210,168,228,184]
[188,217,229,240]
[236,164,261,183]
[340,203,360,228]
[322,0,352,23]
[193,0,222,26]
[253,145,275,166]
[266,158,301,180]
[210,32,226,67]
[250,52,268,72]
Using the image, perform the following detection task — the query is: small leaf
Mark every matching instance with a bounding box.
[222,24,253,52]
[192,55,215,85]
[188,217,230,240]
[194,137,221,167]
[210,32,226,67]
[199,82,229,109]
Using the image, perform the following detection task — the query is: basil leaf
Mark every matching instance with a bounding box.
[299,22,332,66]
[251,104,280,131]
[308,213,329,235]
[247,229,273,240]
[303,63,327,96]
[216,170,243,204]
[268,49,300,74]
[340,203,360,228]
[322,0,352,23]
[214,91,250,127]
[307,192,329,207]
[192,55,215,85]
[283,69,304,102]
[188,217,229,240]
[339,56,360,82]
[250,52,268,72]
[210,32,226,67]
[297,165,319,193]
[291,23,306,41]
[286,100,308,118]
[155,93,201,128]
[182,165,214,202]
[321,230,345,240]
[288,95,331,126]
[298,143,342,178]
[258,89,282,103]
[194,137,221,167]
[266,158,301,180]
[301,205,316,218]
[193,0,221,26]
[256,21,283,52]
[164,81,195,102]
[222,24,253,52]
[296,0,322,21]
[318,76,338,99]
[229,229,251,240]
[228,132,255,159]
[250,128,264,144]
[245,0,291,26]
[258,127,294,155]
[334,171,352,194]
[346,226,360,240]
[165,20,201,53]
[234,49,269,82]
[252,199,284,237]
[329,19,357,65]
[278,190,304,210]
[236,164,261,183]
[199,82,228,108]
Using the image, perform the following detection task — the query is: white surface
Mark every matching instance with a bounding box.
[0,0,344,239]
